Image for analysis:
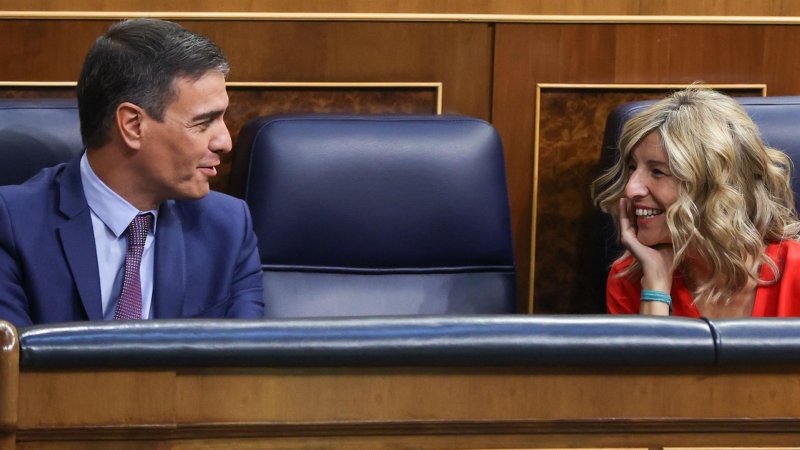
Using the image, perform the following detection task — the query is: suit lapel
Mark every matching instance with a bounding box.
[57,155,103,321]
[152,200,186,318]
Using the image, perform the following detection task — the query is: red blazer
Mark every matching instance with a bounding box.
[607,241,800,317]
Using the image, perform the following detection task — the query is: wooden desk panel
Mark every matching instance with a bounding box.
[9,366,800,449]
[0,323,18,450]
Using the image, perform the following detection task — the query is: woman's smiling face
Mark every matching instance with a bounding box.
[624,131,680,246]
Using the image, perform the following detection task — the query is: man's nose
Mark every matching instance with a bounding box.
[211,122,233,154]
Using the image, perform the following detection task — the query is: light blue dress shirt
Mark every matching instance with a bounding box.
[80,153,158,319]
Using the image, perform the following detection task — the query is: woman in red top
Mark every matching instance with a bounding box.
[592,88,800,318]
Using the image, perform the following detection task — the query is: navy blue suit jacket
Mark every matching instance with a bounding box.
[0,155,265,328]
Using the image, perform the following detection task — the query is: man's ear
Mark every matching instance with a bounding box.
[116,102,144,150]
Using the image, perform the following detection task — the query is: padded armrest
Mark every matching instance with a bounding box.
[19,316,714,370]
[706,318,800,365]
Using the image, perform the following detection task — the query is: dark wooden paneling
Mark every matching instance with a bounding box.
[493,24,618,312]
[0,21,108,82]
[0,322,18,448]
[190,21,492,119]
[13,363,800,448]
[0,88,74,99]
[4,0,800,16]
[491,25,539,313]
[764,26,800,95]
[613,25,766,84]
[0,20,491,120]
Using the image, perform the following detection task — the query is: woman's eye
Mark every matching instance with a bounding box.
[627,165,636,172]
[652,168,666,176]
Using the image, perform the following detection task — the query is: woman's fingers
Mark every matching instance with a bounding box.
[618,198,674,291]
[619,198,645,255]
[618,199,674,313]
[619,197,632,231]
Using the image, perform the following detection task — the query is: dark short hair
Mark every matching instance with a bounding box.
[77,18,230,149]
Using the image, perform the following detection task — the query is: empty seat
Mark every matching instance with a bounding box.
[230,115,517,317]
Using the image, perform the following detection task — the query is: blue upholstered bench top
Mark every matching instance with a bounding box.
[707,319,800,365]
[16,316,733,369]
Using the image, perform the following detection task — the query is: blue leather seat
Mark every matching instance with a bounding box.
[592,96,800,310]
[0,98,83,186]
[229,115,517,317]
[705,318,800,365]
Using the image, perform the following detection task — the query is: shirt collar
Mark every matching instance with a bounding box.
[80,152,159,238]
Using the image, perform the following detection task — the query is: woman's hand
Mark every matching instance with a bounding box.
[619,198,674,316]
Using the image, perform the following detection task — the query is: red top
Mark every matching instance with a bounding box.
[607,241,800,317]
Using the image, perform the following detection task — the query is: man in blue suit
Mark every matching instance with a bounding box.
[0,19,265,327]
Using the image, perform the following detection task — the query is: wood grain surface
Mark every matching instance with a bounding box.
[0,322,18,450]
[5,0,800,16]
[12,366,800,448]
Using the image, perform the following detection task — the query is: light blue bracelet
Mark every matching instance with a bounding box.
[641,289,673,314]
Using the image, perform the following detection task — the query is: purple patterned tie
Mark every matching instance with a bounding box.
[113,213,153,320]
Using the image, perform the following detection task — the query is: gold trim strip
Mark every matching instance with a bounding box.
[0,81,444,114]
[0,82,76,87]
[226,82,442,88]
[5,12,800,24]
[536,83,769,90]
[529,85,543,314]
[528,83,768,314]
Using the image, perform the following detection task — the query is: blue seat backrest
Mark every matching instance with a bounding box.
[0,98,83,186]
[593,96,800,311]
[230,115,517,317]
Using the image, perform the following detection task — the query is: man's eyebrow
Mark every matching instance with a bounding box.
[190,109,225,122]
